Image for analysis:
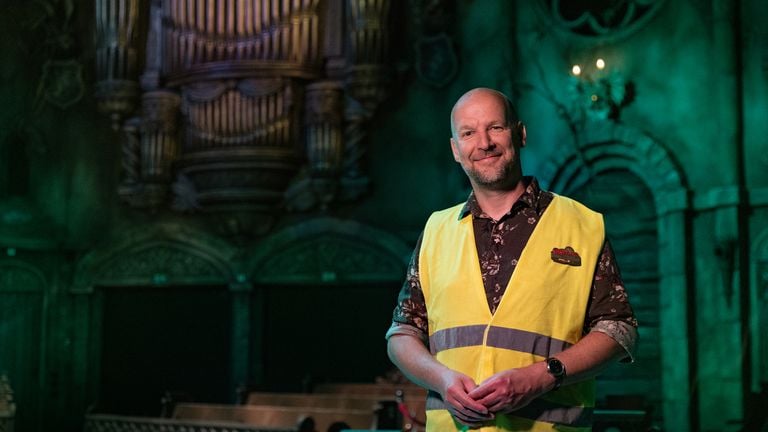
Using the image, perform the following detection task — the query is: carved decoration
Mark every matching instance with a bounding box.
[72,222,239,292]
[40,59,84,109]
[175,78,301,211]
[94,0,394,215]
[248,217,410,284]
[0,262,46,293]
[535,0,666,41]
[255,234,402,282]
[96,245,220,281]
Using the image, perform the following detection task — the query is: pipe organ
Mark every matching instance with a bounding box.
[94,0,392,213]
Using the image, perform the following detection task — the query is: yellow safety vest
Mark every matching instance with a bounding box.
[420,194,604,432]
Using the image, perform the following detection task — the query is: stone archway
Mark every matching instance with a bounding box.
[539,119,691,432]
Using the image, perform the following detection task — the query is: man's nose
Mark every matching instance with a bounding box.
[478,130,495,150]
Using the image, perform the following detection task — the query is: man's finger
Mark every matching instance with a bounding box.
[467,382,496,399]
[450,392,490,416]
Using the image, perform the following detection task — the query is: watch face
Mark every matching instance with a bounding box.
[547,358,564,375]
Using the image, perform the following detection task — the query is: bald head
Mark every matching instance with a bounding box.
[450,88,518,138]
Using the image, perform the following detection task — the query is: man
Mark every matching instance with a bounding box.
[386,88,637,431]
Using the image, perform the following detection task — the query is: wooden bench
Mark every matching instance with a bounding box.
[84,413,295,432]
[313,383,426,399]
[173,403,377,432]
[246,392,423,411]
[311,383,427,429]
[244,390,426,431]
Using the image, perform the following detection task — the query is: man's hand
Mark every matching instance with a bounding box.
[439,369,495,426]
[467,364,552,414]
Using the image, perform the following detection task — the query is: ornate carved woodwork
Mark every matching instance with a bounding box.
[72,222,238,292]
[94,0,143,130]
[247,217,410,284]
[93,0,393,213]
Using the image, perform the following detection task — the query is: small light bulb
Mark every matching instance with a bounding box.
[596,58,606,70]
[571,65,582,76]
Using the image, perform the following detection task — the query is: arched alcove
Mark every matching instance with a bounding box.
[71,223,240,416]
[246,218,412,390]
[539,120,691,430]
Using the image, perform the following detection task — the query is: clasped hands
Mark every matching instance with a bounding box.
[439,366,548,427]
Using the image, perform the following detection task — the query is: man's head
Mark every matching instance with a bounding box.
[450,88,527,192]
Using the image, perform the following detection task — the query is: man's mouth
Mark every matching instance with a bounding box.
[473,154,501,162]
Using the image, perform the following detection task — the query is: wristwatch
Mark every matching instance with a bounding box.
[546,357,566,390]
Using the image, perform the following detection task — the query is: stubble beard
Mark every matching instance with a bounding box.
[463,160,519,191]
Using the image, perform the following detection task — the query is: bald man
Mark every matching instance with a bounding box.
[386,88,638,431]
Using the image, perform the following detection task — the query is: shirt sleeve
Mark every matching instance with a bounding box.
[585,239,639,361]
[385,233,429,344]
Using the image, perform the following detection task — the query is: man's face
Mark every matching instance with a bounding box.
[450,91,525,191]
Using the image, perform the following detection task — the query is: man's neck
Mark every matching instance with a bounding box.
[472,180,527,221]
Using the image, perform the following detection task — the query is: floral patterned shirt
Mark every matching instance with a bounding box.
[387,177,638,358]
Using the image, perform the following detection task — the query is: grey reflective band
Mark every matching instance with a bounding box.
[426,391,593,428]
[486,326,572,358]
[429,325,486,354]
[429,325,572,357]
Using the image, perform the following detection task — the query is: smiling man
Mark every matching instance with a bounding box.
[386,88,638,431]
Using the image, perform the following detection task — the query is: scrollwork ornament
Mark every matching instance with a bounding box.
[98,246,220,281]
[535,0,666,41]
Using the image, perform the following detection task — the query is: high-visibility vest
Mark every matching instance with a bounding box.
[420,194,604,431]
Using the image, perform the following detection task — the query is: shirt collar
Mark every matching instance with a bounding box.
[458,176,544,220]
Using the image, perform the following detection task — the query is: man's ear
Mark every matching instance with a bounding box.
[450,138,460,162]
[518,122,527,148]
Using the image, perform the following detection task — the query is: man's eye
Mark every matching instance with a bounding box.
[490,126,504,131]
[461,131,474,138]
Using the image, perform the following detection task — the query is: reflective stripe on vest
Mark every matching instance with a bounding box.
[430,325,572,357]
